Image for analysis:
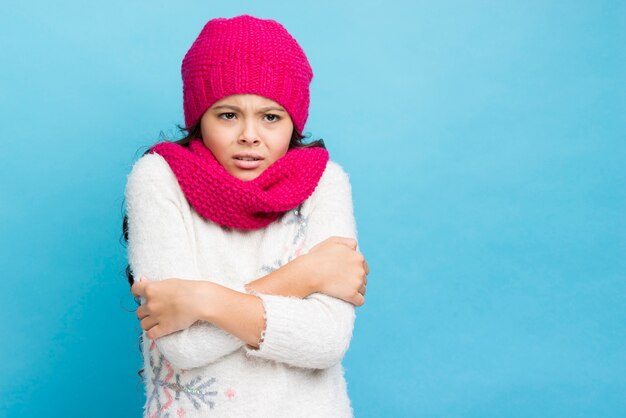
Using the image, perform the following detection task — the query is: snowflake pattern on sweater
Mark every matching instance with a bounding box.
[146,340,219,417]
[260,204,308,275]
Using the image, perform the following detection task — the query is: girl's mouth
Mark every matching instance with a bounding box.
[233,157,263,169]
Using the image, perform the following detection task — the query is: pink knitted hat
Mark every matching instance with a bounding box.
[181,14,313,134]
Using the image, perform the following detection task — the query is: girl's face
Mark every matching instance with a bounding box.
[200,94,294,181]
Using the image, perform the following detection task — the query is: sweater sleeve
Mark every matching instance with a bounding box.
[243,160,359,369]
[125,153,245,370]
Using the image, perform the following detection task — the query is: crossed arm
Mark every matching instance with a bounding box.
[131,236,367,347]
[125,154,367,370]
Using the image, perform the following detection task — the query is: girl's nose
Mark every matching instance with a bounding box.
[238,121,260,145]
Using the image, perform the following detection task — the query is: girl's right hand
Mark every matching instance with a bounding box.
[303,236,369,307]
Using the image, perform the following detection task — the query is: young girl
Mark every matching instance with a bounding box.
[123,14,369,417]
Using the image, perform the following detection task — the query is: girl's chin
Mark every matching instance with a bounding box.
[228,167,263,181]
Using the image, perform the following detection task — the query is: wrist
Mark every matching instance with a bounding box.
[197,281,266,347]
[290,254,319,296]
[244,254,318,298]
[196,281,230,322]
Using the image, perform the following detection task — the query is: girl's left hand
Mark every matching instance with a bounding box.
[131,277,208,340]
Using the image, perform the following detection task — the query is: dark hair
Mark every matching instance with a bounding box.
[120,119,325,382]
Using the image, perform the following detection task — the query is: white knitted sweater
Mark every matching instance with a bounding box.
[125,151,359,418]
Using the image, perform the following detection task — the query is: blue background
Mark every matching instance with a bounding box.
[1,1,624,416]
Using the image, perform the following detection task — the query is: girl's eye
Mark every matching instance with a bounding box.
[219,112,236,120]
[264,114,280,122]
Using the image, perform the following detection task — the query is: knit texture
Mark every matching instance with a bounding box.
[125,152,358,417]
[148,138,329,230]
[182,14,313,133]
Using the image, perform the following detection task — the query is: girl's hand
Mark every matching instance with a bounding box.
[304,236,369,307]
[131,277,209,340]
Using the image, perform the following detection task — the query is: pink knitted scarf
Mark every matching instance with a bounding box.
[149,138,329,230]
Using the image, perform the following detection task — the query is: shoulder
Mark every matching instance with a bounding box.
[318,159,352,189]
[125,152,180,199]
[127,152,174,183]
[300,158,358,243]
[304,159,353,210]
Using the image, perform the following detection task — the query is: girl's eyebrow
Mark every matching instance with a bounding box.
[212,105,287,113]
[258,106,287,113]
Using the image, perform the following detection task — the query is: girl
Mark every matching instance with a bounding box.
[123,14,369,417]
